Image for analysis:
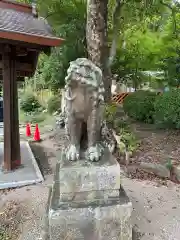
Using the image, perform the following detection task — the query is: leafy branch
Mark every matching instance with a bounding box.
[108,0,125,67]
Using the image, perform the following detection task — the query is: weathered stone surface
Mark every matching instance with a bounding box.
[48,187,132,240]
[139,162,170,178]
[173,165,180,181]
[44,151,132,240]
[57,150,121,194]
[59,189,120,203]
[64,58,105,162]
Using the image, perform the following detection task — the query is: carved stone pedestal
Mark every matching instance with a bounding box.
[45,150,132,240]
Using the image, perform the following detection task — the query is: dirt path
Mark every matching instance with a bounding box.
[1,129,180,240]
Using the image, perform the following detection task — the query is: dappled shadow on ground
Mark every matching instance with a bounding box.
[30,142,53,177]
[130,122,180,166]
[120,121,180,183]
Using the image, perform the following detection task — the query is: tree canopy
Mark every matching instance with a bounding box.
[18,0,180,92]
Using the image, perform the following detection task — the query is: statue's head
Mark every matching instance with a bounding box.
[65,58,105,102]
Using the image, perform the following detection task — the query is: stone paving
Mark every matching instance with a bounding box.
[0,141,43,189]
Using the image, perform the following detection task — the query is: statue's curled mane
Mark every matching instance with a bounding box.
[64,58,105,102]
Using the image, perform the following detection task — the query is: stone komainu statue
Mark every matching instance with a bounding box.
[58,58,116,162]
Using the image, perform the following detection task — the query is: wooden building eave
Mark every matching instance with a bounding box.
[0,30,64,47]
[0,0,32,13]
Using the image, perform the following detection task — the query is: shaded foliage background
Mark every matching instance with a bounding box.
[18,0,180,92]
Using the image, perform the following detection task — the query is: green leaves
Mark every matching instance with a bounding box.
[111,0,180,88]
[23,0,87,92]
[17,0,180,93]
[104,102,118,126]
[154,89,180,129]
[123,90,157,123]
[20,93,41,113]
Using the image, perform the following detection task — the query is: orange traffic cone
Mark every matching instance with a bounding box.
[34,124,41,141]
[26,123,31,137]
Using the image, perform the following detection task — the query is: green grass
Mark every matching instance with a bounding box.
[19,110,55,132]
[19,111,47,124]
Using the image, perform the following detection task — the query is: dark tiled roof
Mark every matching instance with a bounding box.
[0,7,56,39]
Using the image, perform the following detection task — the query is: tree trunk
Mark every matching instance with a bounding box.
[86,0,111,102]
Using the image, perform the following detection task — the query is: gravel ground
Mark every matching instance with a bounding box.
[1,129,180,240]
[122,175,180,240]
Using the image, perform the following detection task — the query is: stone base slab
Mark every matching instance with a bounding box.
[58,149,121,194]
[47,187,132,240]
[43,151,132,240]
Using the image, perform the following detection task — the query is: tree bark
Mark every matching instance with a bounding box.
[86,0,110,102]
[86,0,124,102]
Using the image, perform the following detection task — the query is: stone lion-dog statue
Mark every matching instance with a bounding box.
[63,58,107,162]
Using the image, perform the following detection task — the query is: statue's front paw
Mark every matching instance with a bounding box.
[87,145,103,162]
[66,145,80,161]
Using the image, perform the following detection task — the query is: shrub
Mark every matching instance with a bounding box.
[120,130,139,153]
[47,95,61,114]
[123,90,157,123]
[104,102,118,127]
[30,112,47,123]
[114,119,131,133]
[154,89,180,129]
[20,93,41,113]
